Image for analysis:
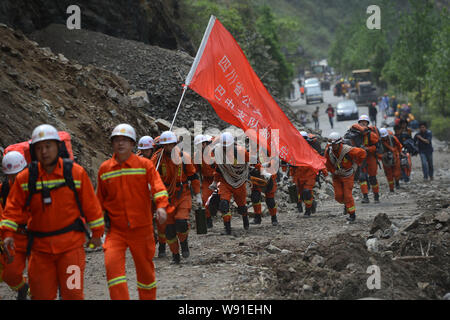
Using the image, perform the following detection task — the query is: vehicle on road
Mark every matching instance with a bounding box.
[305,84,323,104]
[305,77,320,87]
[349,69,378,105]
[336,99,359,121]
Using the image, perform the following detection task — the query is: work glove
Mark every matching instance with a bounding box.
[209,181,218,191]
[195,193,203,207]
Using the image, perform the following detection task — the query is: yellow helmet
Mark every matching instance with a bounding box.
[407,102,411,106]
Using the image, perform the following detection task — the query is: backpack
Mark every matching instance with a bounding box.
[5,131,74,163]
[368,126,384,156]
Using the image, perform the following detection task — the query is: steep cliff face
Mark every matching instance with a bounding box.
[0,0,195,55]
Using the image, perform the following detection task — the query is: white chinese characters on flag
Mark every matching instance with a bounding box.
[185,16,326,171]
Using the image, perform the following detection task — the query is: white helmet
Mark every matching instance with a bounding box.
[2,151,27,175]
[328,132,343,144]
[31,124,60,145]
[159,131,177,145]
[194,134,205,146]
[379,128,389,138]
[358,115,370,123]
[300,131,308,138]
[203,135,213,142]
[138,136,154,149]
[220,132,234,147]
[110,124,137,142]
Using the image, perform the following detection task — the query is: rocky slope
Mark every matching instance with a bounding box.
[0,24,159,182]
[0,0,194,55]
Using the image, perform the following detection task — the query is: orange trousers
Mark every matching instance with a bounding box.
[294,176,316,209]
[164,188,191,255]
[104,225,156,300]
[383,156,401,191]
[333,174,356,214]
[1,233,27,292]
[218,178,247,222]
[28,246,86,300]
[252,175,278,216]
[360,156,379,194]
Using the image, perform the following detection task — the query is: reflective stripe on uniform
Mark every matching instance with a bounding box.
[1,219,18,232]
[10,279,26,291]
[222,213,232,217]
[360,181,367,186]
[100,168,146,181]
[88,217,105,229]
[21,179,81,191]
[304,199,313,205]
[166,238,178,244]
[347,206,356,213]
[137,281,157,290]
[108,276,127,288]
[153,190,168,201]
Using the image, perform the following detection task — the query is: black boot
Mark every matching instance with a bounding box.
[311,200,317,214]
[297,202,303,213]
[346,213,356,223]
[171,253,181,265]
[343,206,347,215]
[17,283,29,300]
[158,242,167,258]
[361,194,370,203]
[271,215,278,226]
[395,180,400,189]
[180,240,190,258]
[206,217,213,229]
[242,215,250,230]
[251,214,262,225]
[304,207,312,218]
[374,193,380,203]
[221,221,232,235]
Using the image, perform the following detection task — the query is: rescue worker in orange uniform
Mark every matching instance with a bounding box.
[97,124,169,300]
[136,135,168,258]
[0,151,29,299]
[324,132,366,222]
[249,145,279,226]
[354,115,381,203]
[209,132,262,235]
[378,128,403,192]
[290,164,317,218]
[151,131,202,265]
[194,134,216,229]
[2,124,104,300]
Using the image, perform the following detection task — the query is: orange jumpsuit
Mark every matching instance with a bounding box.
[290,166,317,209]
[0,179,29,294]
[195,149,216,219]
[151,148,200,256]
[214,146,257,223]
[359,127,380,195]
[325,144,366,215]
[97,153,169,300]
[380,134,402,191]
[2,158,104,300]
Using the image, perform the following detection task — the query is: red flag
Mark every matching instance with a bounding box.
[185,16,326,171]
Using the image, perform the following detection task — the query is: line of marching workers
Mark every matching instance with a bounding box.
[0,112,416,300]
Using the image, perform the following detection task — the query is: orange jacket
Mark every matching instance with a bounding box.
[2,158,104,254]
[289,165,317,181]
[151,147,200,199]
[97,153,169,231]
[324,144,366,174]
[194,149,216,180]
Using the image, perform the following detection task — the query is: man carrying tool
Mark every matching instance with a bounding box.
[2,124,104,300]
[0,151,29,299]
[97,124,169,299]
[354,115,381,204]
[378,128,402,192]
[151,131,202,265]
[209,132,265,235]
[324,132,366,222]
[194,134,215,229]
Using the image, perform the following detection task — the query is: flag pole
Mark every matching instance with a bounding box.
[156,15,216,171]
